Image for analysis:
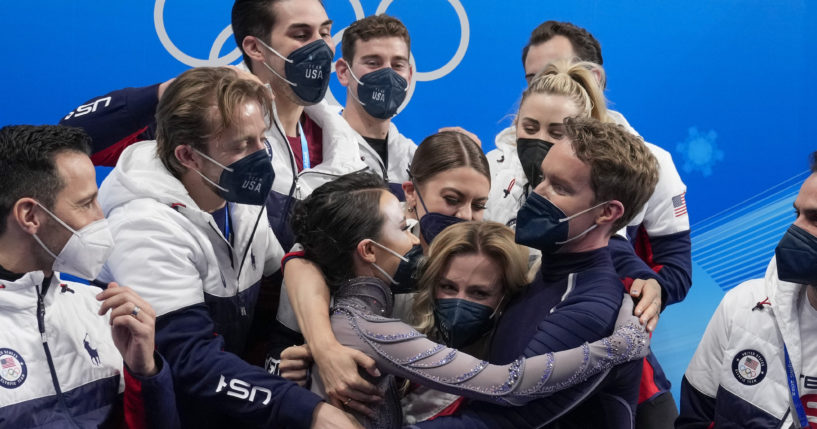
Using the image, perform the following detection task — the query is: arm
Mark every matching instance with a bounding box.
[676,376,716,429]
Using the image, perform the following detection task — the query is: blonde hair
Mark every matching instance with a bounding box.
[520,59,609,122]
[412,221,529,336]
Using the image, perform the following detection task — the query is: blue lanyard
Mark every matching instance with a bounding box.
[784,345,810,428]
[223,203,231,243]
[298,121,310,170]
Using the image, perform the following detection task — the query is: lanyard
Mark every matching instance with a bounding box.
[298,121,310,170]
[784,345,810,428]
[223,203,231,243]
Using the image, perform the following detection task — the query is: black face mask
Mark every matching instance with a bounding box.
[776,224,817,285]
[412,179,466,245]
[259,39,333,105]
[516,138,554,190]
[349,67,408,119]
[194,148,275,206]
[391,245,423,294]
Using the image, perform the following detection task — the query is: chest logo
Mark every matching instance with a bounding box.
[83,333,101,366]
[0,348,27,389]
[732,349,767,385]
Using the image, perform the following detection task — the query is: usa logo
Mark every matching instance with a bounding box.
[732,349,767,385]
[0,348,27,389]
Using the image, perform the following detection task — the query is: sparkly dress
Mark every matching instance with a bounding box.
[309,277,649,429]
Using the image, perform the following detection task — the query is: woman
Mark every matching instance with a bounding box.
[289,171,648,428]
[402,221,530,423]
[271,131,492,410]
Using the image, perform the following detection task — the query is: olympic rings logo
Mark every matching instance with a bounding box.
[153,0,470,110]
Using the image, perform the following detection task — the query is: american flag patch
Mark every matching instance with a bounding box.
[672,192,687,217]
[744,357,758,370]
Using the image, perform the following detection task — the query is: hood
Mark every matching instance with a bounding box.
[99,140,199,216]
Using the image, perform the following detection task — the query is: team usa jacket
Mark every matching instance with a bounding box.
[678,258,814,428]
[0,271,178,428]
[96,141,323,428]
[484,111,692,405]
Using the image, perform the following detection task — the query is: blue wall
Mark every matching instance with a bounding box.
[2,0,815,406]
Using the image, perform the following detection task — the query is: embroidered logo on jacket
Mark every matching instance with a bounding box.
[732,349,767,385]
[83,333,101,366]
[0,348,27,389]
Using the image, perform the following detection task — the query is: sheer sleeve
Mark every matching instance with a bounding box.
[331,297,648,406]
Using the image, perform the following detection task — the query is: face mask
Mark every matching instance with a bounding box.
[391,244,423,294]
[193,148,274,206]
[369,240,410,286]
[515,192,607,254]
[516,138,554,190]
[775,224,817,285]
[434,298,501,349]
[31,203,114,280]
[412,180,466,245]
[258,38,332,105]
[348,67,408,119]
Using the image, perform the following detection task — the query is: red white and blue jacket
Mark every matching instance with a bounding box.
[0,270,178,428]
[96,141,323,428]
[678,258,813,428]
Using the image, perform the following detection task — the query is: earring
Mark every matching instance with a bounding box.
[408,206,416,213]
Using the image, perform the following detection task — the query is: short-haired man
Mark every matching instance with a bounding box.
[678,152,817,428]
[96,67,356,428]
[484,20,692,427]
[0,125,178,427]
[418,117,659,428]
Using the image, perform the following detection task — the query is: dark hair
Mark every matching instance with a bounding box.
[0,125,92,235]
[564,117,658,232]
[811,151,817,173]
[156,67,273,178]
[409,131,490,187]
[291,172,388,286]
[341,14,410,63]
[522,21,603,67]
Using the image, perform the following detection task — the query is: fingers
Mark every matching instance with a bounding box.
[350,349,381,378]
[97,284,156,319]
[437,126,482,147]
[646,313,660,333]
[342,397,376,417]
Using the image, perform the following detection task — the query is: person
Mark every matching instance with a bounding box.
[677,152,817,428]
[281,171,649,428]
[417,117,660,428]
[487,20,692,426]
[335,14,417,199]
[270,131,490,413]
[95,67,356,428]
[401,221,530,423]
[0,125,178,428]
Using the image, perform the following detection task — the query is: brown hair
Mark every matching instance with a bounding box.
[520,59,608,122]
[155,67,273,178]
[341,14,411,63]
[564,117,659,232]
[522,20,603,67]
[412,221,529,336]
[409,131,490,187]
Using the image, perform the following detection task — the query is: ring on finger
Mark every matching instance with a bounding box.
[344,397,352,406]
[131,305,140,318]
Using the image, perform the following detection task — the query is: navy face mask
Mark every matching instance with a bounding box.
[434,298,498,349]
[516,138,554,190]
[194,148,274,206]
[775,224,817,285]
[515,192,606,254]
[348,67,408,119]
[413,180,466,245]
[259,38,333,105]
[391,244,423,294]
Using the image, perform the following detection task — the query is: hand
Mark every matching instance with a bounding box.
[226,65,266,86]
[438,126,482,148]
[310,402,363,429]
[610,295,650,362]
[312,341,383,417]
[280,344,313,387]
[96,282,158,376]
[629,278,662,332]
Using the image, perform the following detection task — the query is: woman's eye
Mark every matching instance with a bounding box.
[444,197,459,205]
[473,202,487,211]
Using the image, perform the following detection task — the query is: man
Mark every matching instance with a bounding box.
[417,117,659,428]
[678,153,817,428]
[96,67,357,428]
[484,20,692,427]
[0,125,178,427]
[334,14,416,198]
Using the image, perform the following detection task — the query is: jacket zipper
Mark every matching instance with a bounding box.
[36,283,80,428]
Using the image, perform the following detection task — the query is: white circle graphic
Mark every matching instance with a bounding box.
[154,0,242,67]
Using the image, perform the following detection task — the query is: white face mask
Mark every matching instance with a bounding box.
[31,202,114,280]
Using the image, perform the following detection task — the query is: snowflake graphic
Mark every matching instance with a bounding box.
[676,127,723,177]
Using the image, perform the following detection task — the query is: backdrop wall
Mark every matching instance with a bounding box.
[2,0,815,406]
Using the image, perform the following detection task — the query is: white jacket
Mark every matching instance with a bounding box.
[353,118,417,187]
[681,258,807,427]
[97,140,282,344]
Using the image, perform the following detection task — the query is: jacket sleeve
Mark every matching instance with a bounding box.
[123,352,180,429]
[102,212,323,427]
[676,376,716,429]
[59,84,161,165]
